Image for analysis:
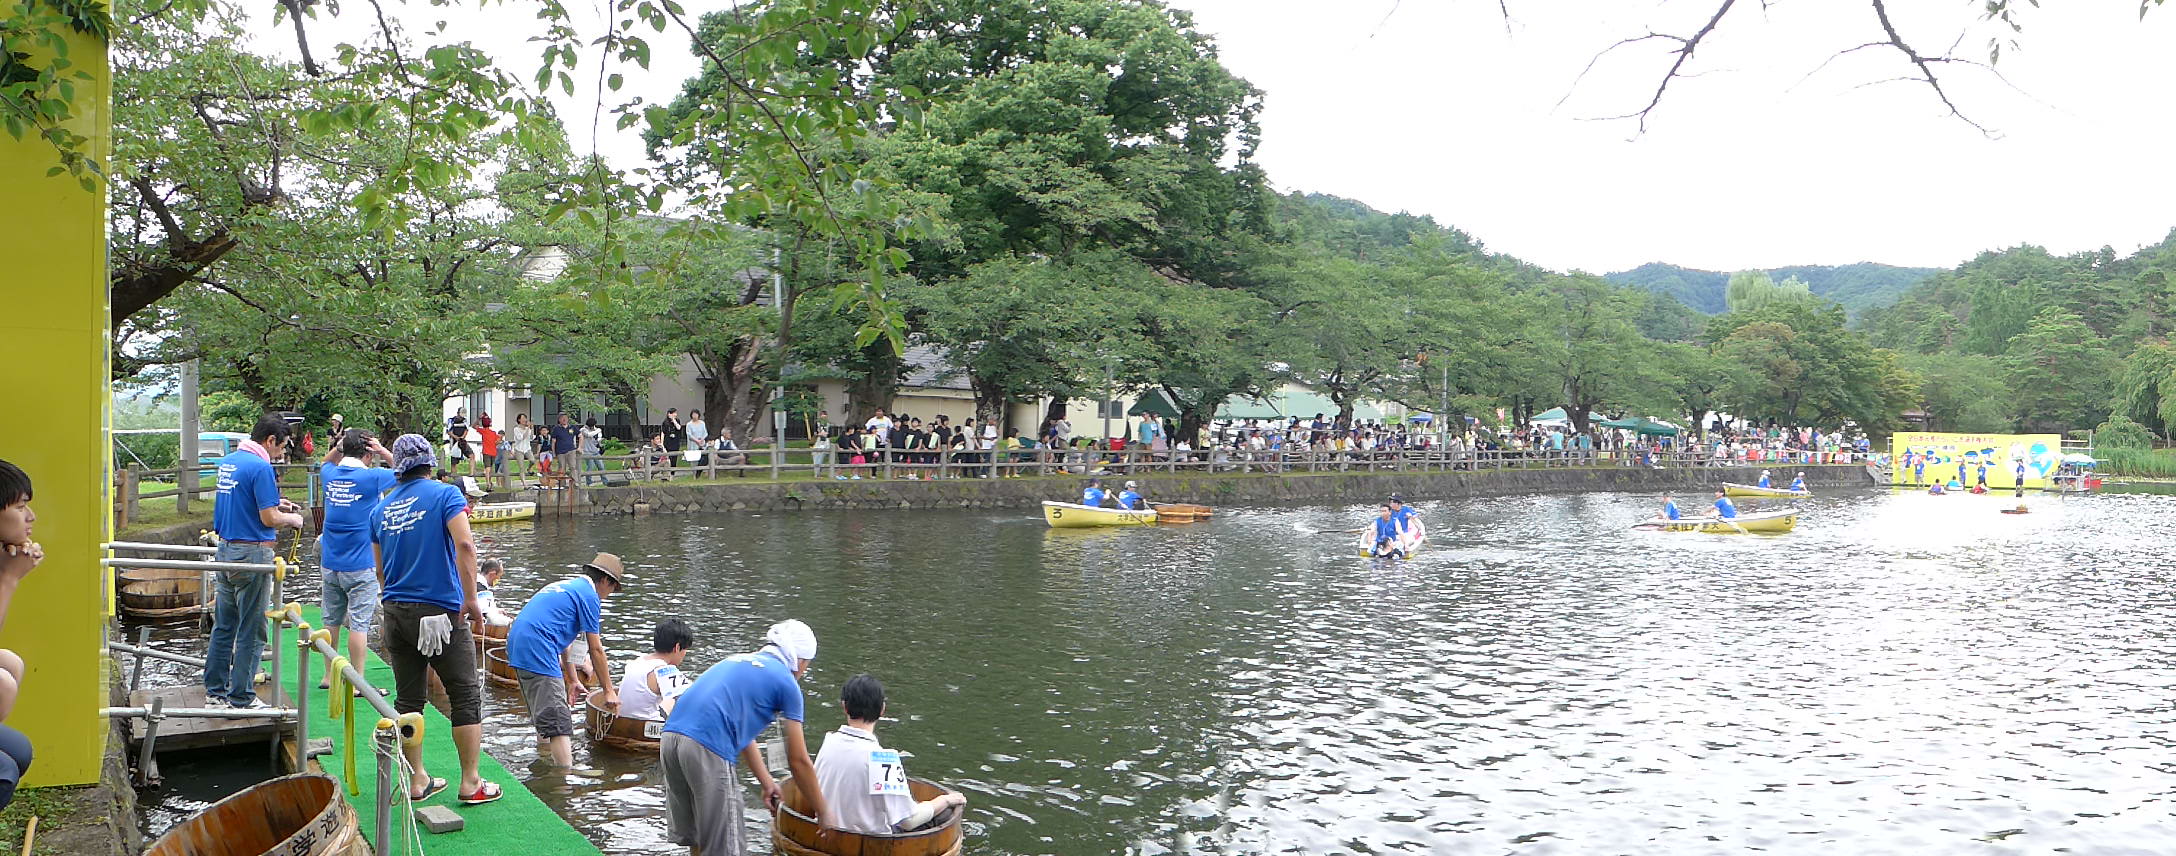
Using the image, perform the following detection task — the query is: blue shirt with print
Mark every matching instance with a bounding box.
[318,464,396,572]
[213,449,281,542]
[663,649,805,763]
[506,577,602,677]
[371,479,470,612]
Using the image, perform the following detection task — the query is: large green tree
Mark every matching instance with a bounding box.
[2003,309,2116,432]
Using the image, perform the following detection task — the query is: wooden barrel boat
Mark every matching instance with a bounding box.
[1041,501,1157,529]
[1357,517,1427,559]
[584,688,663,751]
[773,775,964,856]
[121,577,204,612]
[117,566,200,585]
[1720,482,1810,499]
[471,501,537,523]
[1150,502,1214,517]
[146,773,367,856]
[471,618,510,653]
[1633,508,1798,534]
[483,645,521,687]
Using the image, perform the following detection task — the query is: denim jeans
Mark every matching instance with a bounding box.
[204,541,275,704]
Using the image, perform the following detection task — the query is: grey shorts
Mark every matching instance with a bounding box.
[662,733,745,855]
[320,569,380,635]
[517,670,576,740]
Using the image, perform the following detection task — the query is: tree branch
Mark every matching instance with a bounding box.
[1582,0,1739,133]
[1869,0,1992,136]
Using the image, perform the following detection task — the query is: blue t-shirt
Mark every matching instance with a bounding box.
[213,449,281,542]
[318,464,396,572]
[548,424,577,454]
[1714,496,1739,518]
[1116,489,1142,510]
[371,479,470,612]
[507,577,602,677]
[1372,517,1399,542]
[1390,506,1415,527]
[1757,474,1771,488]
[1664,500,1681,520]
[663,649,805,762]
[1082,487,1107,506]
[1789,476,1806,491]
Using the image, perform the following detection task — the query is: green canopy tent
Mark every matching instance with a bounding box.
[1596,416,1681,437]
[1127,388,1184,419]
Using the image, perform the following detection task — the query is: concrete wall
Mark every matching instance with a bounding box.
[555,464,1875,515]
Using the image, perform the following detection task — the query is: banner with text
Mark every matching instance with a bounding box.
[1889,432,2063,488]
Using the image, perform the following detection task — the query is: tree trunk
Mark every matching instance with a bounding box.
[971,375,1005,435]
[698,337,772,441]
[842,343,904,424]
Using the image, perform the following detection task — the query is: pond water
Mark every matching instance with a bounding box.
[443,488,2176,856]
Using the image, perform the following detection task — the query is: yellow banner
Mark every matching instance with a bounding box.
[1890,432,2062,488]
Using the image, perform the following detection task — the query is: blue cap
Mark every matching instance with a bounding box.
[391,433,437,473]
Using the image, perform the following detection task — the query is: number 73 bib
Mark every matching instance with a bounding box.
[867,749,909,796]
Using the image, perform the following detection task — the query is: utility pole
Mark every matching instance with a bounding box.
[1100,362,1114,443]
[178,360,200,515]
[770,249,786,481]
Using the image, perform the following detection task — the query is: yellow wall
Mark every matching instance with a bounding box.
[0,24,111,785]
[1890,432,2062,488]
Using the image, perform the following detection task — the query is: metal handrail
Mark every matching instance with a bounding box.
[105,541,218,555]
[99,557,278,574]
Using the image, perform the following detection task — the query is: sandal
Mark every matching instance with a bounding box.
[410,777,449,802]
[458,781,504,806]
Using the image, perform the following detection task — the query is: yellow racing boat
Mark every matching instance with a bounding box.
[1720,482,1809,499]
[471,501,537,523]
[1635,508,1798,534]
[1041,501,1158,528]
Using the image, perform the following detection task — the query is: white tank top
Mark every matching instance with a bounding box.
[615,654,688,721]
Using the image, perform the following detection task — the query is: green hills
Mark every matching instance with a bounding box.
[1605,262,1941,315]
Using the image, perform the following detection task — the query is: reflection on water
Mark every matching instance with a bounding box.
[160,488,2176,854]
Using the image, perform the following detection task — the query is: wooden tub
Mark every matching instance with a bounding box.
[583,688,663,751]
[145,773,366,856]
[773,775,964,856]
[482,645,520,687]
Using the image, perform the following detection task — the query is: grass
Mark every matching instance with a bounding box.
[0,786,97,856]
[2095,447,2176,478]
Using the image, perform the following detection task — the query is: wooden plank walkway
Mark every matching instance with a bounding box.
[126,684,289,750]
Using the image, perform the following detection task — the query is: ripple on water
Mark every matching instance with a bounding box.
[139,489,2176,855]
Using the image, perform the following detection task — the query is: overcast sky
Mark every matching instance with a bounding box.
[267,0,2176,275]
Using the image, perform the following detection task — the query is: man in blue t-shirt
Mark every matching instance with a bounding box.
[371,434,500,806]
[1116,481,1144,510]
[205,414,305,709]
[1080,479,1109,507]
[662,620,831,856]
[506,554,624,767]
[316,429,396,686]
[546,412,578,477]
[1713,490,1739,519]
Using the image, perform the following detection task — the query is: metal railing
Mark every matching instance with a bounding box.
[114,461,320,530]
[103,540,421,850]
[527,444,1877,487]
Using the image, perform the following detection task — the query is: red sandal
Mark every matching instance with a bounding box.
[458,781,504,805]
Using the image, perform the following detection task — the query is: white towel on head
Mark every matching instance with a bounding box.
[417,613,453,657]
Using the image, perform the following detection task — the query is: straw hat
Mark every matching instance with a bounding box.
[582,552,627,586]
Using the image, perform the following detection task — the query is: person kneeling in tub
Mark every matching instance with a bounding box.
[616,619,693,721]
[813,674,966,835]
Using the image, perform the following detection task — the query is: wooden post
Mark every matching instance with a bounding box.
[120,466,139,529]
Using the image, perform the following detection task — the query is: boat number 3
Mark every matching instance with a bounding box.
[868,750,909,796]
[1051,508,1062,518]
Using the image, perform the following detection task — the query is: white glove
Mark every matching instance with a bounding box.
[417,613,453,658]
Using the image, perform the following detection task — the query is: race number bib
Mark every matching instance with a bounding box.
[642,720,663,739]
[867,750,909,796]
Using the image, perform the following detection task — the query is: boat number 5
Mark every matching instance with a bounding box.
[868,750,909,796]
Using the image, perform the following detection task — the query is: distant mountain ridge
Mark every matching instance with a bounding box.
[1604,262,1941,315]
